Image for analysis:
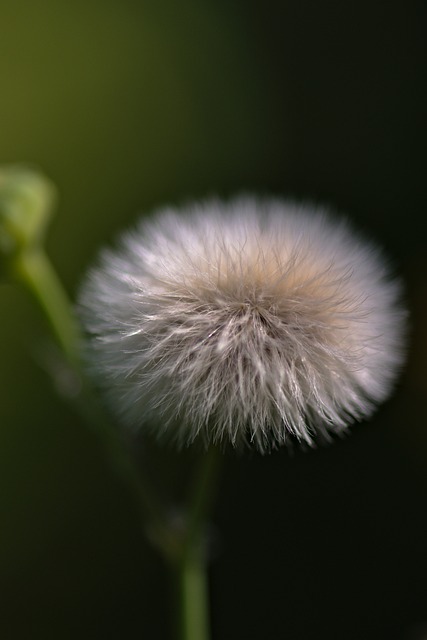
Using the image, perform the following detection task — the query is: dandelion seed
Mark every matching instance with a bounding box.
[78,197,407,452]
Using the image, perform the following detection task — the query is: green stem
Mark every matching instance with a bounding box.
[12,247,177,559]
[14,249,80,366]
[184,446,222,558]
[175,447,222,640]
[177,544,211,640]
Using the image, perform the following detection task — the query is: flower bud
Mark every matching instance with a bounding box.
[0,165,57,258]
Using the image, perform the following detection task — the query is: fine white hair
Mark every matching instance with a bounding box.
[78,196,407,452]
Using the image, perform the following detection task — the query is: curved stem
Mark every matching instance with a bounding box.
[13,247,177,558]
[14,249,80,366]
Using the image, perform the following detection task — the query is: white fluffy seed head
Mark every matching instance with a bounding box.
[78,196,407,452]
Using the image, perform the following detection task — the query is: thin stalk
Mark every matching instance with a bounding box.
[176,543,211,640]
[174,446,222,640]
[14,249,80,366]
[13,247,177,559]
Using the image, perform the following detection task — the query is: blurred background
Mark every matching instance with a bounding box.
[1,0,427,638]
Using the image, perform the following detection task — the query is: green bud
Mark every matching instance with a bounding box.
[0,165,57,257]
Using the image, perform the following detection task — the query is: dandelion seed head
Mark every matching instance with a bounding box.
[78,197,407,452]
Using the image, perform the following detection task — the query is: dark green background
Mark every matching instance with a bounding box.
[1,1,427,638]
